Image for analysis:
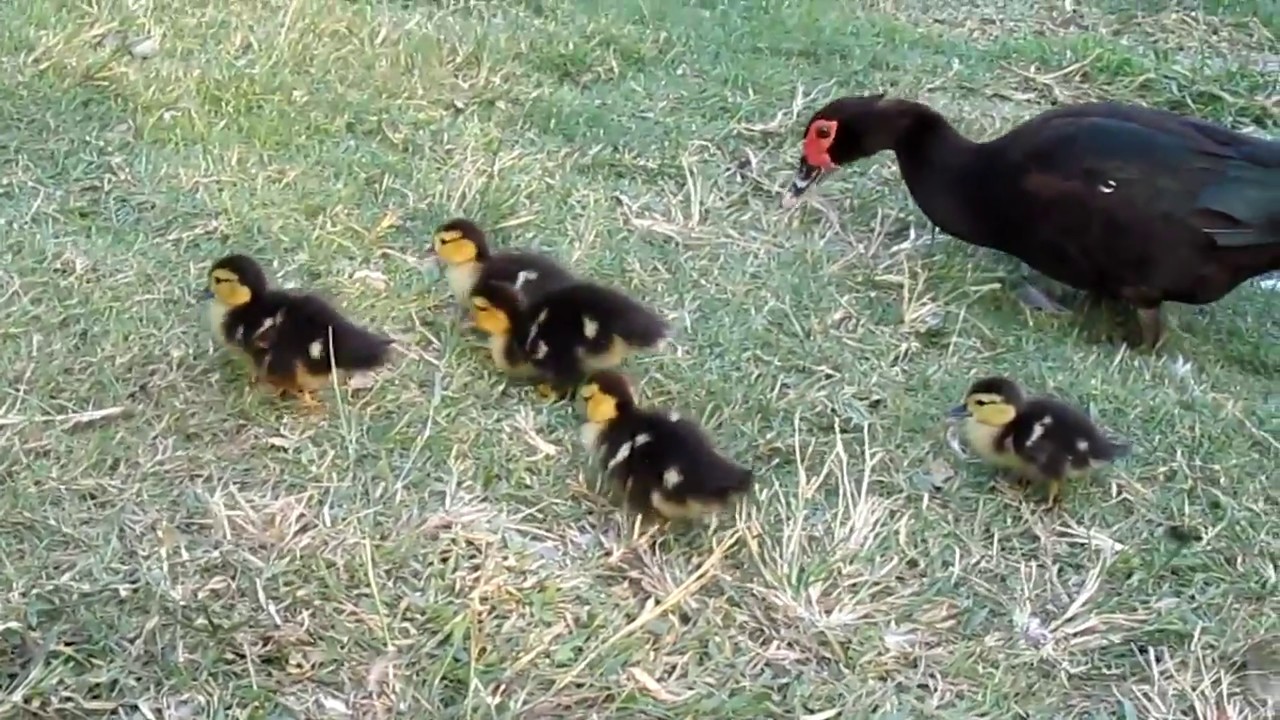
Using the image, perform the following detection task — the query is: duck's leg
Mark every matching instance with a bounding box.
[1135,305,1166,351]
[1013,282,1071,314]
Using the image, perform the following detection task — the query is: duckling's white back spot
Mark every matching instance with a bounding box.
[531,340,548,360]
[514,270,538,289]
[526,309,549,346]
[1076,438,1090,452]
[1025,415,1053,446]
[667,410,681,422]
[582,315,599,339]
[308,340,325,360]
[662,466,683,489]
[607,440,633,470]
[634,432,652,447]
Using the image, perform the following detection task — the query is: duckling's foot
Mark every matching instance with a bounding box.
[296,390,325,414]
[1013,282,1070,314]
[537,381,577,403]
[535,382,562,402]
[1043,479,1062,508]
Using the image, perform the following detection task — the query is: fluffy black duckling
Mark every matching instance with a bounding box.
[466,277,669,399]
[948,376,1131,505]
[467,278,539,380]
[521,281,669,399]
[205,254,394,410]
[784,94,1280,349]
[432,217,576,317]
[206,255,287,384]
[579,371,754,521]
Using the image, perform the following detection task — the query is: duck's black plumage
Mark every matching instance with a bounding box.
[787,95,1280,348]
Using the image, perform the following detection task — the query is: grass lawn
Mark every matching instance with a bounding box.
[1,0,1277,717]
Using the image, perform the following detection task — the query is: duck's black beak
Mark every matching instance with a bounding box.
[947,404,970,419]
[780,159,826,209]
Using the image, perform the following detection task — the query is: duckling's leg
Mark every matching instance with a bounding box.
[1044,478,1063,507]
[455,303,476,330]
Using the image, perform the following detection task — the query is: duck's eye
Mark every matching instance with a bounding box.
[815,126,832,140]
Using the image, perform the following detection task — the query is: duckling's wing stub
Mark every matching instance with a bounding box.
[486,253,576,299]
[638,413,753,499]
[328,324,395,370]
[611,306,669,349]
[550,283,669,349]
[274,294,393,372]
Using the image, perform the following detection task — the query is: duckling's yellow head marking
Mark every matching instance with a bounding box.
[578,382,617,423]
[470,279,524,338]
[469,295,510,337]
[963,392,1017,427]
[207,254,269,309]
[948,376,1024,427]
[581,371,636,423]
[433,218,488,266]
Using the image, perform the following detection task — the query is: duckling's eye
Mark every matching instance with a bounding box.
[973,399,990,406]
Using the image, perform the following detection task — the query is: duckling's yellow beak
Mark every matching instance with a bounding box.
[947,404,970,419]
[781,159,826,209]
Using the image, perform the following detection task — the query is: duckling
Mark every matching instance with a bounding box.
[522,281,669,399]
[578,371,753,521]
[948,376,1131,505]
[204,254,395,410]
[432,217,576,318]
[467,278,539,380]
[205,254,289,387]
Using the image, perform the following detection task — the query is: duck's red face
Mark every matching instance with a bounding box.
[781,93,888,209]
[781,118,839,209]
[802,119,839,171]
